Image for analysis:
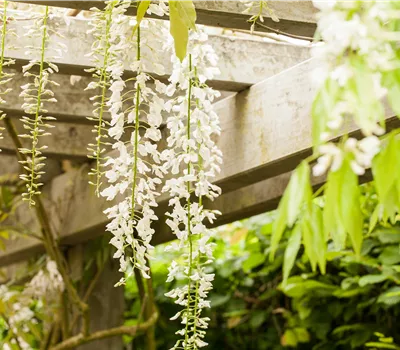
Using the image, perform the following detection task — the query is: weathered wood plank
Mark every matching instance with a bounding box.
[1,57,397,265]
[15,0,318,37]
[5,16,312,92]
[0,118,93,161]
[0,168,293,266]
[2,58,397,194]
[213,58,399,193]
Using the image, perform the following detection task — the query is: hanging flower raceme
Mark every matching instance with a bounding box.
[270,0,400,284]
[0,0,15,151]
[100,3,170,284]
[24,259,64,300]
[311,0,400,177]
[19,6,64,206]
[161,29,222,349]
[85,0,131,195]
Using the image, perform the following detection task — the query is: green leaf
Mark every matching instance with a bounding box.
[270,186,289,261]
[250,310,266,328]
[243,252,265,272]
[302,204,326,273]
[366,343,398,349]
[377,286,400,306]
[169,0,196,61]
[348,57,385,130]
[324,168,346,249]
[379,246,400,265]
[324,158,363,255]
[375,228,400,244]
[282,223,301,284]
[358,274,388,287]
[281,276,337,298]
[372,133,400,216]
[293,328,310,343]
[383,69,400,117]
[311,78,340,148]
[270,161,311,260]
[287,161,311,226]
[133,0,151,33]
[210,294,230,308]
[281,329,298,347]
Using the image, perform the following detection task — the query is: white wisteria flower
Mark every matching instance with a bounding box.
[18,6,65,205]
[0,1,16,152]
[100,2,170,284]
[24,259,65,300]
[85,0,132,195]
[161,29,223,350]
[311,0,397,176]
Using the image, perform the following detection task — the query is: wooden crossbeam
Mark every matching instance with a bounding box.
[5,16,312,92]
[0,57,397,266]
[14,1,318,38]
[0,168,295,266]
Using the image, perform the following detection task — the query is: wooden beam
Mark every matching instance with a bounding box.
[0,118,93,161]
[15,1,318,38]
[0,168,294,266]
[0,57,397,266]
[2,58,397,192]
[5,16,311,92]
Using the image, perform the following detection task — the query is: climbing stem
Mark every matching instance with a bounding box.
[27,5,49,206]
[93,3,114,195]
[131,26,141,220]
[184,54,194,348]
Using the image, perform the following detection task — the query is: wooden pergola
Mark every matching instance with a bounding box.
[0,1,397,347]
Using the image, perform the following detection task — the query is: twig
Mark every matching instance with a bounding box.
[40,323,54,350]
[134,262,156,350]
[61,292,70,340]
[69,262,106,333]
[49,311,158,350]
[255,21,314,41]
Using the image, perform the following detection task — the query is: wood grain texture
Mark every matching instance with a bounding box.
[1,58,398,266]
[15,0,318,37]
[5,16,312,92]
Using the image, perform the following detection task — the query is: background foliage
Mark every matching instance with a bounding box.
[125,183,400,349]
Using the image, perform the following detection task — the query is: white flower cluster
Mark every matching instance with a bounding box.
[85,0,131,195]
[161,30,222,349]
[240,0,279,32]
[100,3,170,284]
[18,6,65,205]
[24,259,65,299]
[0,285,35,349]
[0,1,15,152]
[311,0,398,176]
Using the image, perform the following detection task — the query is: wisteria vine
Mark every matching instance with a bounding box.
[19,6,63,205]
[85,0,124,195]
[162,30,222,349]
[0,0,15,152]
[98,1,169,283]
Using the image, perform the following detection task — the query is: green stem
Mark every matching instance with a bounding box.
[131,26,141,220]
[28,5,49,206]
[93,3,114,196]
[0,0,8,78]
[190,104,204,340]
[184,54,194,349]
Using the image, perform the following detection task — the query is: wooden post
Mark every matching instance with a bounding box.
[67,243,125,350]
